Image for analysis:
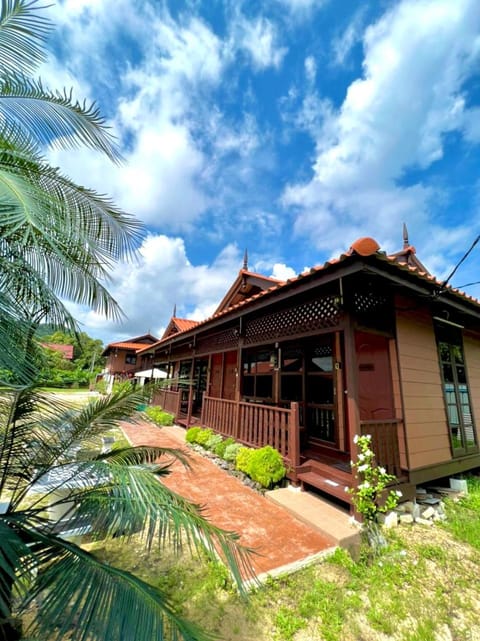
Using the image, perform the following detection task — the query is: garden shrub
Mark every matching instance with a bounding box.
[215,436,235,458]
[235,446,255,475]
[248,446,286,488]
[185,426,202,444]
[194,428,214,447]
[205,433,223,451]
[223,442,242,463]
[145,406,174,426]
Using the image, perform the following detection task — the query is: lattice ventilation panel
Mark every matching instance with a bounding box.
[353,290,388,313]
[245,296,340,344]
[196,327,239,354]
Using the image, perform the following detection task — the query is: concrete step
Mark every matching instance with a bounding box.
[266,487,360,556]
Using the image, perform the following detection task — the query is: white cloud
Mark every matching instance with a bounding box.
[69,236,243,342]
[304,56,316,84]
[274,0,328,14]
[270,263,297,280]
[331,8,366,67]
[283,0,480,261]
[233,15,287,70]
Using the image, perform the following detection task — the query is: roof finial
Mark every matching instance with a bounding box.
[243,248,248,271]
[172,303,177,318]
[403,223,409,248]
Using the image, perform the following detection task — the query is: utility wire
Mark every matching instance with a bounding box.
[456,280,480,289]
[440,234,480,290]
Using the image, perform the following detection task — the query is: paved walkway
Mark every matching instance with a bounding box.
[120,419,336,580]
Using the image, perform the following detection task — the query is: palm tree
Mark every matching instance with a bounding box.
[0,385,252,640]
[0,0,142,383]
[0,2,253,639]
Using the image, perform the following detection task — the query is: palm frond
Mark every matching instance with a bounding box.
[0,75,123,162]
[5,519,212,641]
[43,460,255,588]
[0,0,51,76]
[0,519,35,619]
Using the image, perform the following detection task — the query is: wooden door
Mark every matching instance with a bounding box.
[355,331,394,420]
[209,353,223,398]
[222,350,238,400]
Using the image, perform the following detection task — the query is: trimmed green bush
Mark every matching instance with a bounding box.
[185,426,202,444]
[194,428,214,447]
[235,446,255,475]
[205,433,223,451]
[215,436,235,458]
[248,446,286,488]
[145,406,174,426]
[223,442,242,463]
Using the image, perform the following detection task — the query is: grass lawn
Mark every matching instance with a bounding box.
[85,477,480,641]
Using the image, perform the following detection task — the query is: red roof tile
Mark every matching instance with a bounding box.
[41,343,74,359]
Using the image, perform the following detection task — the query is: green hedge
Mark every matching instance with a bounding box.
[185,427,286,488]
[145,406,174,426]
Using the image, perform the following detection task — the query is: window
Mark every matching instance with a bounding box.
[125,353,137,365]
[436,323,477,454]
[242,348,275,401]
[305,338,336,443]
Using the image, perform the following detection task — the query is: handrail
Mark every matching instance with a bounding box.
[201,395,300,465]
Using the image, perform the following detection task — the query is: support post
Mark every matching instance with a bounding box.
[289,402,300,468]
[186,357,195,427]
[343,316,361,515]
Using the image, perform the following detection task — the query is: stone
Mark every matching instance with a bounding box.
[399,513,414,524]
[421,506,435,519]
[403,501,415,513]
[415,517,434,526]
[383,511,398,528]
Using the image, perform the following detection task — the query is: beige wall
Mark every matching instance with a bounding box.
[463,331,480,442]
[395,301,451,469]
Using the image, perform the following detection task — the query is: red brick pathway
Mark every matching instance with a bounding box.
[121,420,335,579]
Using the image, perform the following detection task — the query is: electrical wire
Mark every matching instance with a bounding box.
[440,234,480,290]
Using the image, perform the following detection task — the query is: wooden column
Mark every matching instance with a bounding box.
[343,316,360,515]
[343,317,360,452]
[186,356,195,426]
[288,402,300,468]
[235,337,244,401]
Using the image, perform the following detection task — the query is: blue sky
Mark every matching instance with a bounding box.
[41,0,480,343]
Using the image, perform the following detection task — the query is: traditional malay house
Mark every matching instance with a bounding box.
[138,230,480,504]
[101,333,158,383]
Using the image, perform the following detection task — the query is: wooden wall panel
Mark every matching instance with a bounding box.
[464,334,480,444]
[395,303,451,470]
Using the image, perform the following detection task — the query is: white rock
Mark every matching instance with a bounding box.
[421,506,435,519]
[383,512,398,528]
[400,514,414,524]
[415,517,434,527]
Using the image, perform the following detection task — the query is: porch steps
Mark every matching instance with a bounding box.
[296,459,353,505]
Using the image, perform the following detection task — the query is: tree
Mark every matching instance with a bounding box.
[0,385,252,640]
[0,2,252,639]
[0,0,141,384]
[37,329,106,387]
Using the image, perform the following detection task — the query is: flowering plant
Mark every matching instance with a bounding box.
[347,434,401,522]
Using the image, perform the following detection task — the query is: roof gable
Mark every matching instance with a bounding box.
[214,270,282,314]
[161,317,198,339]
[102,333,159,357]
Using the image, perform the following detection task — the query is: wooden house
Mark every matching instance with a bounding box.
[138,232,480,504]
[101,334,159,382]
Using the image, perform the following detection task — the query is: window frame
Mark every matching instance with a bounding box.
[435,322,477,456]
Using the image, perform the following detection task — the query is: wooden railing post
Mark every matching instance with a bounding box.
[234,400,240,439]
[289,402,300,468]
[200,392,206,426]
